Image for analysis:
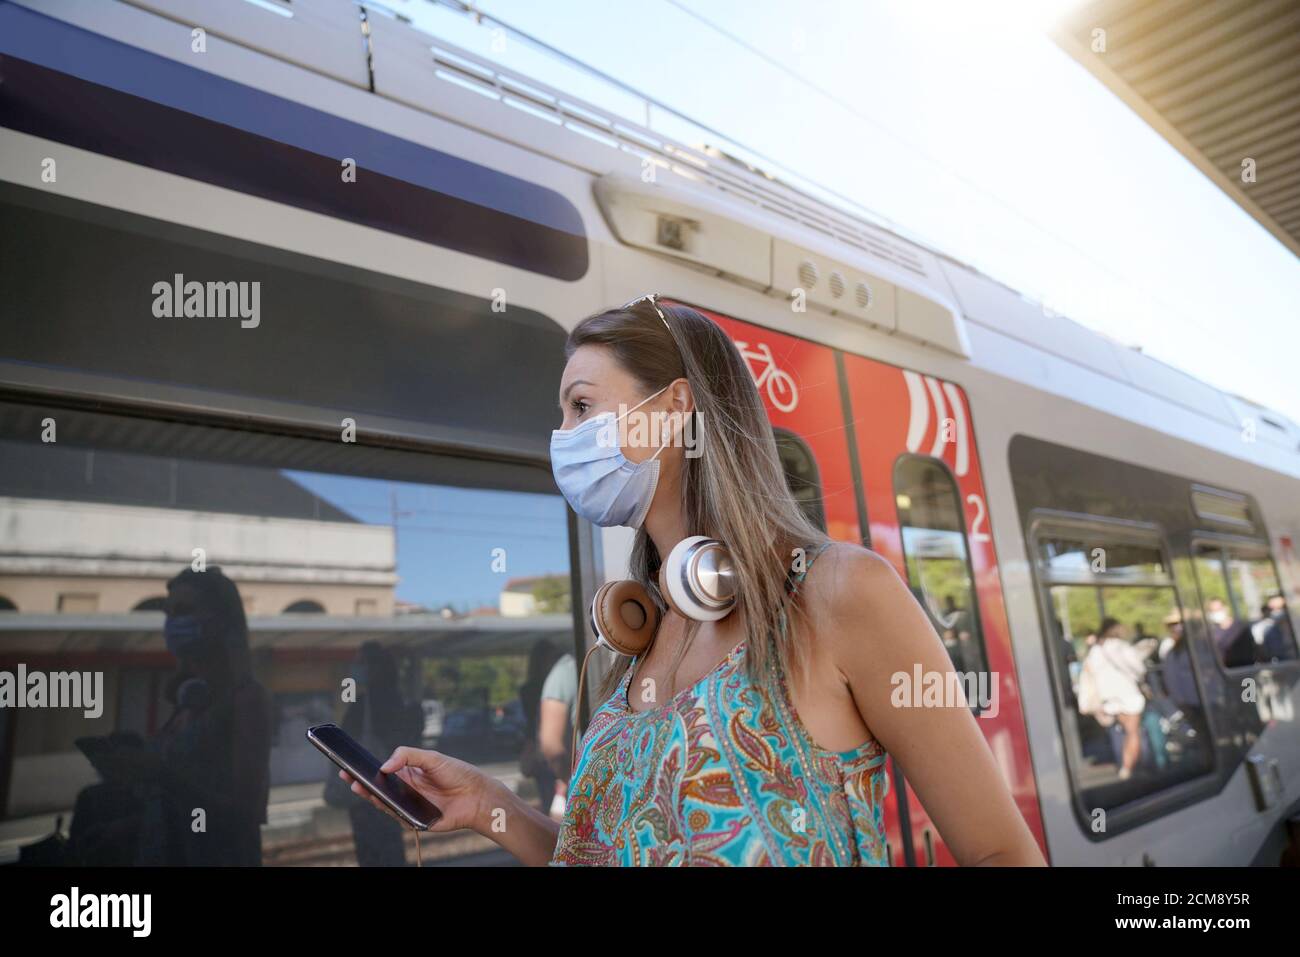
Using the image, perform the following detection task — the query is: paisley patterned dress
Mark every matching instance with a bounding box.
[551,542,891,866]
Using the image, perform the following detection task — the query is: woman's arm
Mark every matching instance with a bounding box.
[811,545,1046,866]
[476,775,564,866]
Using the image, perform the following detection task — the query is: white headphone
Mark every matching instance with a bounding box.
[588,535,737,657]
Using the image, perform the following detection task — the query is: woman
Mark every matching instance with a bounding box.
[147,566,271,865]
[1077,618,1148,781]
[340,297,1044,866]
[517,639,570,817]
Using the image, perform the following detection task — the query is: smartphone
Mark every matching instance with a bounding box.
[306,723,442,830]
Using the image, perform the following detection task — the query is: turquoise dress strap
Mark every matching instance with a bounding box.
[787,541,833,595]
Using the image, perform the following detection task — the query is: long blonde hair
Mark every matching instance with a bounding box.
[566,300,831,699]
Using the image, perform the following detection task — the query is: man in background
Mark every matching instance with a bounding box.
[538,652,578,819]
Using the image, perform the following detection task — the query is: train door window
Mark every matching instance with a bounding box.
[0,402,579,866]
[774,429,826,532]
[893,456,989,681]
[1034,524,1214,819]
[1194,544,1296,667]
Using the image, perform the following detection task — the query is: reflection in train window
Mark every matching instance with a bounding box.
[0,410,577,866]
[774,429,826,532]
[282,600,327,614]
[893,456,988,681]
[1,185,568,456]
[1039,531,1213,815]
[1194,545,1296,668]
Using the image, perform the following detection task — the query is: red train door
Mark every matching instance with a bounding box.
[689,303,910,866]
[840,354,1047,864]
[680,299,1046,866]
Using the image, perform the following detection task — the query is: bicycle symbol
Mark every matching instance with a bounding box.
[734,340,799,413]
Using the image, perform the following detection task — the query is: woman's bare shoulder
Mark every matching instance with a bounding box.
[803,542,900,612]
[798,542,924,661]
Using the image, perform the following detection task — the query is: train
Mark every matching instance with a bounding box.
[0,0,1296,867]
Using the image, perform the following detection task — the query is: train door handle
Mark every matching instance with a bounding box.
[922,827,936,866]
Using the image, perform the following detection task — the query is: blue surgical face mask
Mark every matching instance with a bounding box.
[164,614,204,658]
[550,384,672,528]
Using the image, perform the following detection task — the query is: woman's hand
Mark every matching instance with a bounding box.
[339,746,564,865]
[338,746,491,834]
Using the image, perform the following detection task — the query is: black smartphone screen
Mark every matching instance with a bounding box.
[307,723,442,829]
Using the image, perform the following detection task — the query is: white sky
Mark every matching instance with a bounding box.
[385,0,1300,423]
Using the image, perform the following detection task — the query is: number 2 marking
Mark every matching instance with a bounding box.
[967,493,990,543]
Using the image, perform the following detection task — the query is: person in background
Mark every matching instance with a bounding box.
[518,640,567,814]
[1207,597,1253,667]
[1157,611,1198,712]
[940,624,961,672]
[1077,618,1147,781]
[1255,595,1295,663]
[1205,596,1232,645]
[341,641,423,866]
[938,595,978,674]
[537,651,578,819]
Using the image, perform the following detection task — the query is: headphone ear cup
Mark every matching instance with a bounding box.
[663,535,736,622]
[657,562,686,619]
[590,580,659,657]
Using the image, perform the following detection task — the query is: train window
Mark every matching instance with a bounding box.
[1036,525,1213,817]
[1040,538,1167,581]
[0,184,567,458]
[774,429,826,532]
[0,401,579,867]
[893,456,989,681]
[0,56,588,281]
[1194,544,1296,668]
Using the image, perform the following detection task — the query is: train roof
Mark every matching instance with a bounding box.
[25,0,1300,478]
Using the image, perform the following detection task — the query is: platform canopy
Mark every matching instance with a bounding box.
[1055,0,1300,259]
